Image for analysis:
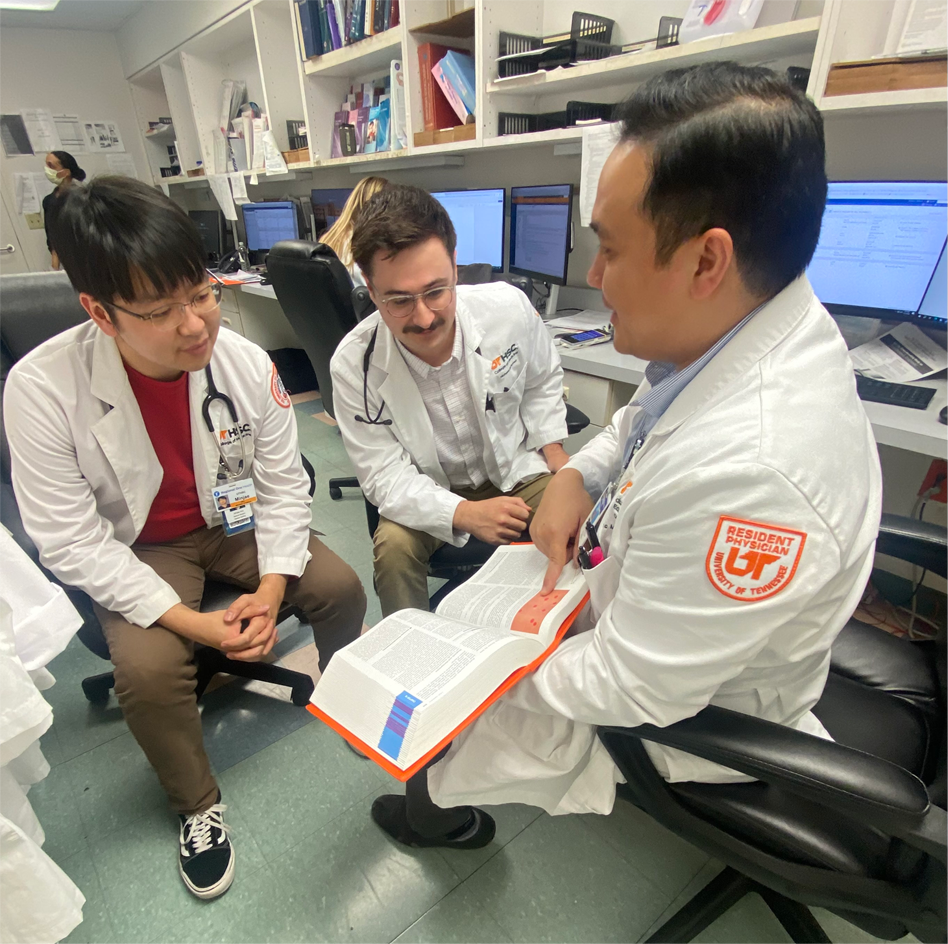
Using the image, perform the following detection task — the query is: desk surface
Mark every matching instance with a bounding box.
[238,282,277,299]
[558,340,947,458]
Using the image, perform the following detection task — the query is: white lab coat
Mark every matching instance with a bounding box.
[330,282,568,545]
[3,323,312,630]
[428,276,882,815]
[0,531,85,944]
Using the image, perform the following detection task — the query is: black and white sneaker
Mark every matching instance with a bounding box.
[178,802,235,900]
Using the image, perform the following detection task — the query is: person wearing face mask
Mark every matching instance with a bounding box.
[42,150,86,270]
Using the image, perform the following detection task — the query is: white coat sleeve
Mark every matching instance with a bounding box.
[562,404,630,499]
[250,361,313,578]
[513,462,843,728]
[517,299,568,451]
[330,347,465,546]
[3,373,180,628]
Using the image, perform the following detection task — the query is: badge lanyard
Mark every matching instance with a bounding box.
[202,365,256,535]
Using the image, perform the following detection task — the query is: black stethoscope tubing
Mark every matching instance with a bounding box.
[355,325,392,426]
[202,364,246,477]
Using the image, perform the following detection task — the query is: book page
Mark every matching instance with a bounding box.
[342,608,537,702]
[435,545,584,643]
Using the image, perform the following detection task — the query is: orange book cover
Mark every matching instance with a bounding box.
[417,42,462,131]
[308,590,589,781]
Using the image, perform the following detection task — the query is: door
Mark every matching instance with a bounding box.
[0,190,29,275]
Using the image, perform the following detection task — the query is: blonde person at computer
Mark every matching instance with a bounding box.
[319,175,389,286]
[330,184,570,622]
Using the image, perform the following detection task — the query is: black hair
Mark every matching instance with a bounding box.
[52,176,207,304]
[351,183,457,278]
[615,61,827,299]
[50,150,86,182]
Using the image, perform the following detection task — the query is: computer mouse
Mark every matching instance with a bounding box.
[940,406,947,425]
[259,277,271,286]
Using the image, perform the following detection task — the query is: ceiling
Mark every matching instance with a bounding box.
[0,0,146,31]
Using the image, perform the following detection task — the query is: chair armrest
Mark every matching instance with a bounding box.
[877,512,947,578]
[600,705,946,861]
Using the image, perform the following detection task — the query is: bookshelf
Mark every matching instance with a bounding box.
[126,0,946,187]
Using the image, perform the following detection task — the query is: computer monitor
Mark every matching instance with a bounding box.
[431,189,505,270]
[806,180,948,322]
[917,239,947,328]
[240,201,299,254]
[311,188,352,240]
[508,184,574,286]
[189,209,224,262]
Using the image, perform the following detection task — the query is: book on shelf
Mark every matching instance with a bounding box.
[324,0,342,49]
[295,0,317,58]
[417,42,465,131]
[317,0,332,53]
[432,50,476,124]
[309,544,589,780]
[331,109,348,158]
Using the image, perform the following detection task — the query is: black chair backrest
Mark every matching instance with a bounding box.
[351,285,376,321]
[0,271,87,368]
[266,240,358,420]
[1,271,87,484]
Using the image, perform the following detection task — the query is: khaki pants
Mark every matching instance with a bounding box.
[373,474,552,618]
[95,527,366,815]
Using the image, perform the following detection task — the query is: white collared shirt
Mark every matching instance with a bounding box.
[397,319,488,490]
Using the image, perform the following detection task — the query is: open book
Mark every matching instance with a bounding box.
[308,544,589,780]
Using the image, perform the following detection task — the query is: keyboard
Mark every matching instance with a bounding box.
[855,374,937,410]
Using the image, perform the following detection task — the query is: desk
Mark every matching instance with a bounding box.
[557,341,947,459]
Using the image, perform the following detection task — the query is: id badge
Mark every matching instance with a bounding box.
[589,482,616,530]
[212,478,257,536]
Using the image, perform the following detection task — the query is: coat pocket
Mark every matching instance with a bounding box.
[583,555,621,623]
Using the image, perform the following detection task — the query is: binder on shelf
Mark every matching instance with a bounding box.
[295,0,317,58]
[316,0,331,53]
[418,42,464,131]
[305,0,324,55]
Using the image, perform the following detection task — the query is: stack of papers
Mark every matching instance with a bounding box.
[546,310,612,331]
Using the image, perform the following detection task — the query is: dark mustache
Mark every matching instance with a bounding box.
[402,317,445,335]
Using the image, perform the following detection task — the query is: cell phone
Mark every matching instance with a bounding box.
[560,329,609,344]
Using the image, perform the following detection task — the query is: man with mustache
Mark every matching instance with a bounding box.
[331,184,570,626]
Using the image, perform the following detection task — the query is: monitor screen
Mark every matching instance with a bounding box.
[508,184,573,285]
[806,181,948,319]
[241,201,299,252]
[311,188,352,240]
[431,189,505,269]
[917,239,947,326]
[189,210,223,259]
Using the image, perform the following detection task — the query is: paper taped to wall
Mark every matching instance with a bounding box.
[580,122,620,228]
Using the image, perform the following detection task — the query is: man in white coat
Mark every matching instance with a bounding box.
[330,184,569,848]
[330,184,569,621]
[3,178,367,898]
[395,63,882,838]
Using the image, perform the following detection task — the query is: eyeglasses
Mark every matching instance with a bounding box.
[106,280,223,332]
[377,284,455,318]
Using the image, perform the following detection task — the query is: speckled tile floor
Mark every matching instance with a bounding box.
[29,405,919,943]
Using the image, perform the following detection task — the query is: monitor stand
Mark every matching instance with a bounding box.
[546,284,560,317]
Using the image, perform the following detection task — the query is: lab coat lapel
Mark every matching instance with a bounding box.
[88,331,162,534]
[651,276,815,440]
[459,307,503,483]
[373,319,445,483]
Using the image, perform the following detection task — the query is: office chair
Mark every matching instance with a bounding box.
[599,512,947,944]
[0,271,317,708]
[266,240,362,501]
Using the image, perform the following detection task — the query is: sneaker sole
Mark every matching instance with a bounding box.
[179,846,236,900]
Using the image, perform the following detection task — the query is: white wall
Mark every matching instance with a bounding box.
[116,0,248,78]
[0,27,151,272]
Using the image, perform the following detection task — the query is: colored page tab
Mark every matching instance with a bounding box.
[378,691,422,761]
[510,590,567,635]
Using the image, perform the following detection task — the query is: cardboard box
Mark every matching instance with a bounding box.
[281,147,310,164]
[412,123,476,147]
[824,55,947,96]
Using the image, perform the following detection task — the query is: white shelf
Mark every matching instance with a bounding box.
[143,125,175,139]
[819,86,948,115]
[302,29,402,77]
[314,147,411,168]
[481,126,584,149]
[487,17,822,97]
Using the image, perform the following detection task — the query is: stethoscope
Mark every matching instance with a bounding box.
[354,324,500,425]
[202,364,247,478]
[355,326,392,426]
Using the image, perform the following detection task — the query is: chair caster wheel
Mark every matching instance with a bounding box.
[329,487,342,500]
[291,680,315,706]
[81,675,113,703]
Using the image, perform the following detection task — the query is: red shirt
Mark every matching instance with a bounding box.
[125,364,207,544]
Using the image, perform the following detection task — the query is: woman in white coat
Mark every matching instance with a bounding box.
[394,63,883,836]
